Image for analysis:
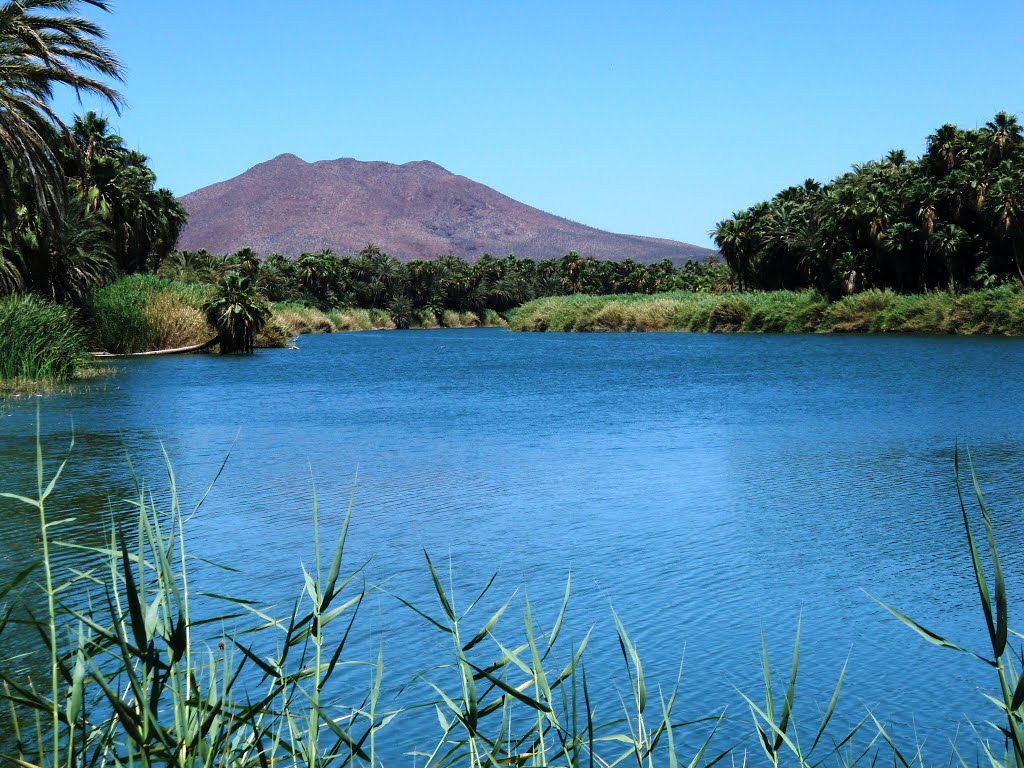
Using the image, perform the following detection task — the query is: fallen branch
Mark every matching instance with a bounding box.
[90,338,218,357]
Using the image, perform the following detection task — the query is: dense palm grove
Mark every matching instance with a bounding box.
[712,113,1024,296]
[159,246,730,327]
[0,2,185,305]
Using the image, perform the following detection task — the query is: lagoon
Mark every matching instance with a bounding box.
[2,328,1024,761]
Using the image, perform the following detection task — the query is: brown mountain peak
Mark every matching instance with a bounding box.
[177,155,715,264]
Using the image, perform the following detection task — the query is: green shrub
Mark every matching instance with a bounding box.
[744,291,823,333]
[329,307,375,331]
[0,294,87,384]
[254,314,293,347]
[817,289,896,333]
[784,298,829,332]
[872,292,950,333]
[946,286,1024,335]
[707,296,750,332]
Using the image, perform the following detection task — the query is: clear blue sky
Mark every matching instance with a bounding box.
[55,1,1024,248]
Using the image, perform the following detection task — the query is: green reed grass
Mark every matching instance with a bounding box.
[1,430,1021,767]
[509,287,1024,336]
[0,295,88,386]
[872,448,1024,768]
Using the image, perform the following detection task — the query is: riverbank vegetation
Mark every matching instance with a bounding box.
[1,440,1020,766]
[157,246,731,327]
[6,0,1024,389]
[0,295,88,386]
[509,285,1024,334]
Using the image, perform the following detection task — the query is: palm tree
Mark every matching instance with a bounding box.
[929,223,969,287]
[881,221,923,291]
[65,110,124,190]
[559,251,587,293]
[711,211,755,290]
[159,249,215,284]
[204,272,271,354]
[43,198,114,303]
[0,0,123,237]
[985,173,1024,282]
[926,124,962,174]
[147,188,188,271]
[984,111,1022,163]
[297,249,339,308]
[884,149,908,170]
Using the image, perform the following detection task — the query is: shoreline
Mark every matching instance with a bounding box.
[8,284,1024,394]
[507,287,1024,336]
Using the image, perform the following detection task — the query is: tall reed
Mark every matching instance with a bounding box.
[873,449,1024,767]
[0,295,87,385]
[2,432,1021,766]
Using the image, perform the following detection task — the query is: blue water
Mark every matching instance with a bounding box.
[3,328,1024,762]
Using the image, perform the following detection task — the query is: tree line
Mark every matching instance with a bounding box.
[0,1,185,306]
[712,112,1024,296]
[158,246,731,328]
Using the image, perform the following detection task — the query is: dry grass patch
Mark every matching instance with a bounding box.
[142,292,213,348]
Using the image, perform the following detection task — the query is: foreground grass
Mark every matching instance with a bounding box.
[509,287,1024,335]
[1,435,1022,767]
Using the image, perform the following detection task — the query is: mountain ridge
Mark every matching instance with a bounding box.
[177,154,715,264]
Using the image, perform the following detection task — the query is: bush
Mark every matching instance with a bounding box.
[254,315,293,348]
[707,296,750,332]
[329,307,375,331]
[0,294,87,384]
[818,289,896,333]
[745,291,824,333]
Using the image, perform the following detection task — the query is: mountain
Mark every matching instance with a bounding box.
[176,154,715,264]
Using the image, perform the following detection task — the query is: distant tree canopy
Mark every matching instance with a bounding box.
[159,245,732,319]
[711,112,1024,296]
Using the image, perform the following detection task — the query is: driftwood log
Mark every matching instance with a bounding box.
[91,338,218,357]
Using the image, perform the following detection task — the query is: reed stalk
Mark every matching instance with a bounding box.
[2,429,1022,766]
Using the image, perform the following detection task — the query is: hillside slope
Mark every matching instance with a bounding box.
[177,154,714,264]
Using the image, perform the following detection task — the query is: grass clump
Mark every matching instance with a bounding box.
[743,291,826,332]
[708,295,750,332]
[86,275,215,353]
[272,301,337,335]
[944,285,1024,335]
[328,307,375,331]
[0,295,87,386]
[254,314,293,348]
